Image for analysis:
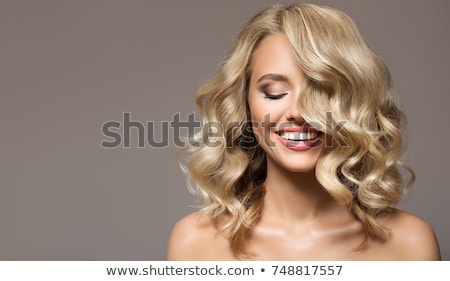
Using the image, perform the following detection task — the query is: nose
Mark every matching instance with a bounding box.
[285,96,303,123]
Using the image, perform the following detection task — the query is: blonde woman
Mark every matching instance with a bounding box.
[167,3,441,260]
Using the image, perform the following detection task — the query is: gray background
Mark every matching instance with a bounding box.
[1,0,448,260]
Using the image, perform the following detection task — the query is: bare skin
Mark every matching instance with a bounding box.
[166,34,441,261]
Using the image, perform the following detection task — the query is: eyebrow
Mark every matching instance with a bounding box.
[256,73,289,83]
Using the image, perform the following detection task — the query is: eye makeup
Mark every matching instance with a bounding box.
[259,84,289,100]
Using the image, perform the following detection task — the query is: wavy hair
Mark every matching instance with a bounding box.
[178,3,415,259]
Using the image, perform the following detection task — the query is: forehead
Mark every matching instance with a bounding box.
[249,34,302,82]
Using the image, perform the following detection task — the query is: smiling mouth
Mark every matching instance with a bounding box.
[274,128,323,150]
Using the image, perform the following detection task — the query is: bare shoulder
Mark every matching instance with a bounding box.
[166,211,233,260]
[381,209,441,260]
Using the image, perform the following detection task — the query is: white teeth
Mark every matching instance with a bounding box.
[279,132,318,141]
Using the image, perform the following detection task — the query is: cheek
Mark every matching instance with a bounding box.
[250,103,276,149]
[248,98,264,122]
[249,98,279,124]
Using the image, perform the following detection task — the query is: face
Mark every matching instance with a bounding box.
[248,34,325,173]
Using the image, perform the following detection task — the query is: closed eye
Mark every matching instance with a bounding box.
[264,92,288,100]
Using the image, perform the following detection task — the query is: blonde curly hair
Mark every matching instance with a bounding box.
[178,2,415,259]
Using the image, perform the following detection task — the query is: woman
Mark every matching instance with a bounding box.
[167,3,441,260]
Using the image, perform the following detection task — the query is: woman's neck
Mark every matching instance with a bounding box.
[261,158,343,223]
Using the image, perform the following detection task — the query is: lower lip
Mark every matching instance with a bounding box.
[275,133,323,151]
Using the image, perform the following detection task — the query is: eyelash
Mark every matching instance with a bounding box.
[263,91,288,100]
